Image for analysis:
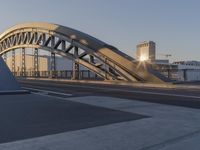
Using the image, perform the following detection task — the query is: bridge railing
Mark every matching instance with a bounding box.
[13,70,102,80]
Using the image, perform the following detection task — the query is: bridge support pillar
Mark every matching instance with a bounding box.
[89,55,96,79]
[34,48,39,77]
[21,48,26,77]
[72,62,80,80]
[12,49,15,75]
[50,52,56,78]
[72,47,79,80]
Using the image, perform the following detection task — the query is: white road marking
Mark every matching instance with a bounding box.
[31,92,71,101]
[23,87,73,96]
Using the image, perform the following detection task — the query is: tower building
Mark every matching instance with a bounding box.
[136,41,156,62]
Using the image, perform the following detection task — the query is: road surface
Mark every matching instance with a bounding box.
[19,79,200,109]
[1,79,200,150]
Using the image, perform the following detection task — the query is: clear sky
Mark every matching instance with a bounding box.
[0,0,199,62]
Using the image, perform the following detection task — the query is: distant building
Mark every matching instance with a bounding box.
[173,61,200,69]
[135,41,156,62]
[135,41,200,81]
[153,60,200,81]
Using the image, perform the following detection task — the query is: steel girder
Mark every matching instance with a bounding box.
[0,22,169,83]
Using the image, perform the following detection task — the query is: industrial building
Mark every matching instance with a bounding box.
[153,60,200,82]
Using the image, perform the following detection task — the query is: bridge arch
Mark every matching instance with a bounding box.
[0,22,168,83]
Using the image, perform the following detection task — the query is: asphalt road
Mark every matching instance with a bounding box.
[19,79,200,109]
[0,91,145,144]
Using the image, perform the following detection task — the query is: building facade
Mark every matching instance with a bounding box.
[153,61,200,81]
[135,41,156,62]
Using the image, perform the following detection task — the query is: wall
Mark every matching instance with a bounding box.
[185,70,200,81]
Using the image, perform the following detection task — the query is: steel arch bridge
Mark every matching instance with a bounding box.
[0,22,169,83]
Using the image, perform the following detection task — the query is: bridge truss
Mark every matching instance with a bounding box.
[0,22,169,83]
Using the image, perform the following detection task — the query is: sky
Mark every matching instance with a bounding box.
[0,0,200,62]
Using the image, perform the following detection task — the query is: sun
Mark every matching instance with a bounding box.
[139,55,148,62]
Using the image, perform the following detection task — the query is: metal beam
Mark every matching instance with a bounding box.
[21,48,26,77]
[79,51,87,58]
[44,36,51,47]
[34,48,39,77]
[54,40,61,49]
[72,47,79,80]
[65,44,73,53]
[89,55,94,63]
[51,36,55,48]
[12,49,15,73]
[3,52,7,63]
[50,52,56,78]
[50,52,56,71]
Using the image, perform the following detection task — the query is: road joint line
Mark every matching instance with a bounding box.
[23,87,73,96]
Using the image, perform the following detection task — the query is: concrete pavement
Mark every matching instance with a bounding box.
[1,94,200,150]
[0,93,143,144]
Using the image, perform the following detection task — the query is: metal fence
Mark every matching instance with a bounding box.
[13,70,103,80]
